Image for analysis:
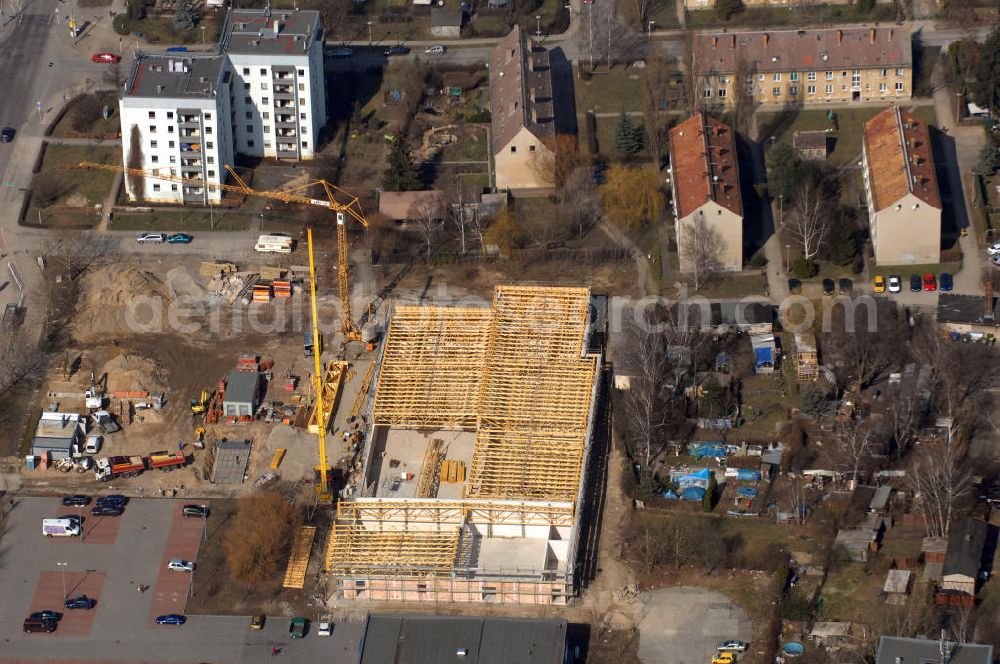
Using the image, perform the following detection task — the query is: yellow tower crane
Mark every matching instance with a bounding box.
[306,228,332,500]
[78,162,369,340]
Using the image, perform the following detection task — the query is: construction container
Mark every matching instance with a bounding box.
[272,280,292,298]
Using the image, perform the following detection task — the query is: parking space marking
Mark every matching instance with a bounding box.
[147,504,207,624]
[30,571,106,638]
[47,499,123,545]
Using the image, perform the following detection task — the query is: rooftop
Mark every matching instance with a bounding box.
[794,130,829,151]
[883,569,912,594]
[125,54,226,100]
[360,615,568,664]
[430,8,464,26]
[943,517,986,579]
[863,107,941,211]
[875,637,993,664]
[490,26,554,153]
[220,8,321,56]
[694,27,912,75]
[224,370,259,405]
[668,113,743,220]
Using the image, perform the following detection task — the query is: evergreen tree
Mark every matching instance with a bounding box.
[173,0,199,30]
[703,473,718,511]
[614,110,642,158]
[382,137,421,191]
[828,216,857,266]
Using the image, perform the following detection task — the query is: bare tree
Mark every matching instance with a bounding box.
[408,199,443,262]
[42,233,120,282]
[730,57,756,138]
[785,178,831,260]
[530,134,586,191]
[826,301,899,390]
[102,62,125,91]
[0,330,46,400]
[680,214,725,291]
[126,124,145,201]
[563,166,601,240]
[576,0,643,70]
[642,60,672,169]
[623,318,670,469]
[834,419,882,482]
[905,440,973,538]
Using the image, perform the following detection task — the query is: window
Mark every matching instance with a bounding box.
[300,112,307,120]
[244,83,251,90]
[301,126,307,134]
[151,155,159,163]
[703,89,712,98]
[207,170,215,177]
[246,125,253,132]
[264,141,271,148]
[167,126,174,133]
[245,111,252,119]
[169,155,176,164]
[807,72,816,81]
[150,140,158,148]
[248,140,255,147]
[758,74,765,82]
[510,146,517,153]
[263,112,270,120]
[149,125,156,133]
[299,98,306,105]
[772,73,781,82]
[171,184,177,191]
[297,68,305,76]
[790,86,798,96]
[718,88,727,98]
[896,68,904,76]
[207,156,214,164]
[529,144,536,152]
[262,97,269,104]
[807,85,816,95]
[259,68,266,75]
[880,68,887,77]
[720,76,729,84]
[168,141,174,148]
[242,67,249,75]
[260,82,268,90]
[204,113,211,120]
[263,126,270,133]
[152,183,161,192]
[825,84,833,94]
[301,141,308,149]
[772,87,781,96]
[206,141,214,149]
[298,83,305,91]
[790,72,799,82]
[166,111,173,119]
[895,81,904,91]
[825,71,833,80]
[879,82,888,91]
[148,111,155,119]
[244,96,251,104]
[205,126,212,134]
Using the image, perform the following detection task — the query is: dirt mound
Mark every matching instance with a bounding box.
[74,265,173,342]
[165,266,208,300]
[100,353,166,393]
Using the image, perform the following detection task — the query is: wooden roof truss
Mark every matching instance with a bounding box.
[324,524,461,577]
[337,499,575,528]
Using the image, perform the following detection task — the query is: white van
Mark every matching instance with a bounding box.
[85,435,102,455]
[254,234,295,254]
[42,518,81,537]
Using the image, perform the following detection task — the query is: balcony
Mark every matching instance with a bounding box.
[180,129,201,138]
[178,115,199,127]
[181,158,203,167]
[272,71,293,81]
[276,129,297,138]
[276,115,295,126]
[180,142,202,154]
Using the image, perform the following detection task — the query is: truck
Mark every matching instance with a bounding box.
[146,450,188,472]
[42,518,81,537]
[90,410,121,434]
[94,455,145,482]
[254,234,295,254]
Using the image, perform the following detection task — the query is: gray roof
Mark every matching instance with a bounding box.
[211,439,252,484]
[875,637,993,664]
[489,26,554,153]
[943,518,986,579]
[360,615,567,664]
[937,294,999,327]
[224,370,259,406]
[221,8,321,56]
[869,486,891,511]
[430,8,463,26]
[125,54,226,100]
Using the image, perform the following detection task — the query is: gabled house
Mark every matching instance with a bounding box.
[875,637,992,664]
[489,26,555,191]
[939,518,987,603]
[862,107,941,266]
[668,113,744,272]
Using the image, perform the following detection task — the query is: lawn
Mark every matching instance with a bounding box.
[757,105,936,168]
[873,262,962,277]
[686,2,894,28]
[817,561,887,622]
[737,373,792,439]
[109,207,251,232]
[593,114,650,159]
[27,143,118,228]
[647,0,681,29]
[575,67,647,114]
[52,93,121,139]
[130,14,222,46]
[671,271,768,299]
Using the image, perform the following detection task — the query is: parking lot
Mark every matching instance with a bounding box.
[0,497,363,663]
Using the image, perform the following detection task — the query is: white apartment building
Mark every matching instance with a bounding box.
[119,8,325,204]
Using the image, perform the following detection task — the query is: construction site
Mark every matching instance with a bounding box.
[324,285,608,605]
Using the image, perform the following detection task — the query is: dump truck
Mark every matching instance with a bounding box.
[146,450,188,472]
[94,455,145,482]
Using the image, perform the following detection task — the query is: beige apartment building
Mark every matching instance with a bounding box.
[862,106,941,266]
[489,26,556,191]
[668,113,744,272]
[693,28,912,108]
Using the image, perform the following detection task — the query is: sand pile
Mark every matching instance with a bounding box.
[73,265,173,342]
[100,353,166,393]
[165,266,208,300]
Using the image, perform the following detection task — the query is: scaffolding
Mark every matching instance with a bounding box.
[324,525,461,576]
[337,498,575,529]
[281,526,317,589]
[415,439,445,499]
[795,333,819,382]
[349,362,376,421]
[307,361,349,434]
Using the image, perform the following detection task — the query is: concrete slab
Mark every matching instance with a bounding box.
[368,428,475,498]
[637,586,753,664]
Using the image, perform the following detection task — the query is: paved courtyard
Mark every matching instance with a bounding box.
[637,586,753,664]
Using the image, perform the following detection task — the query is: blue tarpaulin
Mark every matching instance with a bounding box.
[736,469,761,482]
[661,491,678,500]
[754,346,773,365]
[680,487,706,501]
[737,487,758,499]
[689,442,728,459]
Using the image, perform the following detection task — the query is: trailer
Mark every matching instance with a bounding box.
[146,450,188,472]
[94,455,145,482]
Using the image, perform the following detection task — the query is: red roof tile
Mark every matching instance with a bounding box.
[668,113,743,220]
[863,107,940,211]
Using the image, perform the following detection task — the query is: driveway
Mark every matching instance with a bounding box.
[637,586,752,664]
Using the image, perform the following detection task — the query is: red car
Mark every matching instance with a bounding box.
[923,273,937,291]
[92,52,121,64]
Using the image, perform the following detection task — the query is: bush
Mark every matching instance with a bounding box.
[791,257,817,279]
[716,0,743,20]
[32,173,64,206]
[781,593,813,621]
[112,14,130,35]
[748,251,768,268]
[465,109,491,123]
[71,95,104,133]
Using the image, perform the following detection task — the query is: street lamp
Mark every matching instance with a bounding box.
[57,562,68,598]
[778,193,783,226]
[647,20,655,39]
[785,244,791,273]
[200,24,206,46]
[535,14,542,37]
[367,20,373,44]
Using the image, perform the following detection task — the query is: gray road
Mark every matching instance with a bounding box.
[0,496,364,663]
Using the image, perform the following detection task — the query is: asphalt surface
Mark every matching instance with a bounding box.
[637,586,753,664]
[0,497,364,663]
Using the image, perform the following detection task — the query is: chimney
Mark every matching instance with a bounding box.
[888,29,894,41]
[730,34,736,48]
[529,86,537,102]
[837,30,842,44]
[713,35,718,48]
[764,33,769,47]
[870,28,876,44]
[273,19,280,36]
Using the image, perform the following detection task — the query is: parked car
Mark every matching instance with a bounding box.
[23,618,57,633]
[29,611,62,622]
[0,127,15,142]
[872,275,886,293]
[822,278,835,295]
[97,495,127,506]
[61,495,91,506]
[328,47,353,58]
[712,653,736,664]
[251,614,265,631]
[91,505,123,517]
[289,616,308,638]
[64,595,95,610]
[717,640,749,653]
[787,278,801,294]
[167,559,195,572]
[317,620,333,637]
[923,273,937,291]
[384,45,410,56]
[182,505,209,518]
[91,51,122,63]
[424,45,446,55]
[167,233,193,244]
[909,274,921,292]
[838,278,852,295]
[939,272,953,291]
[887,275,902,293]
[155,614,187,626]
[986,243,1000,256]
[136,232,166,244]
